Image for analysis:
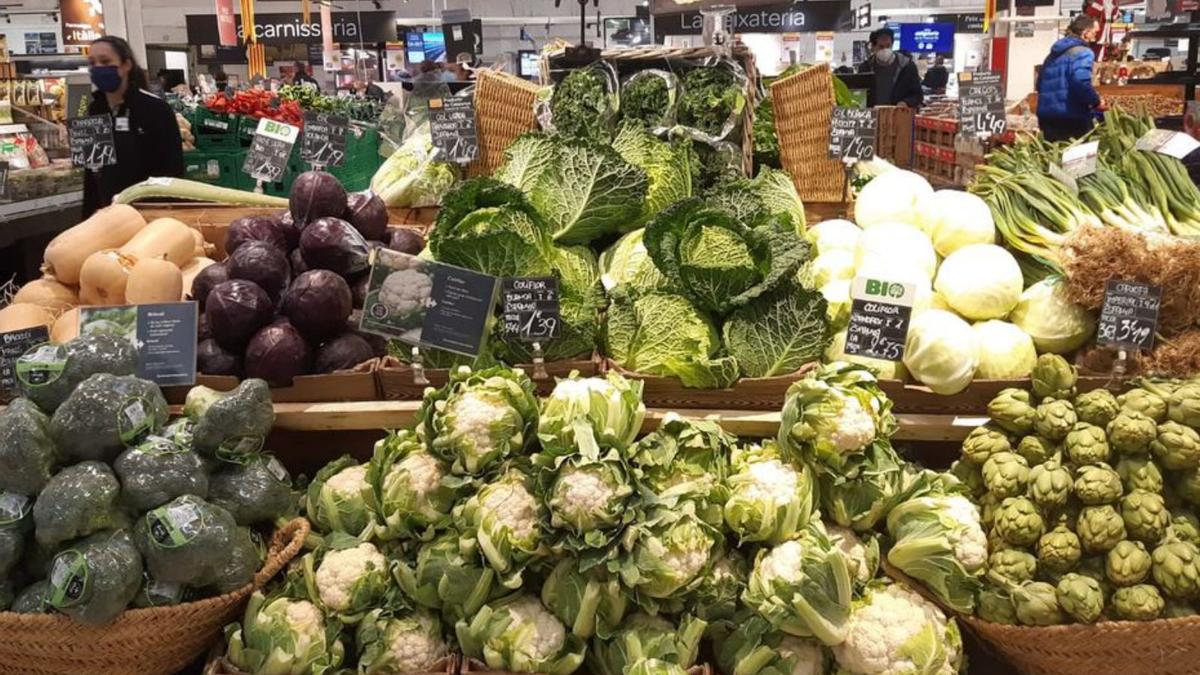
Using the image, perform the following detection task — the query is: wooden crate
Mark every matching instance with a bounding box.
[377,355,599,400]
[875,105,915,168]
[162,359,380,405]
[605,361,818,411]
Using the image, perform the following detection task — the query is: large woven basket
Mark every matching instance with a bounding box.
[771,63,846,203]
[0,518,309,675]
[468,69,541,177]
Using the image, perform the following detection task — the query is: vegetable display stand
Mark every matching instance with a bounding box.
[194,109,240,151]
[205,647,458,675]
[462,659,713,675]
[604,361,817,411]
[377,355,599,400]
[162,358,381,405]
[771,63,846,203]
[0,519,309,675]
[879,375,1113,415]
[468,69,542,177]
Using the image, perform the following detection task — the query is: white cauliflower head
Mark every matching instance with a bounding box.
[282,599,324,649]
[832,584,961,675]
[940,495,989,572]
[758,539,807,585]
[480,478,540,542]
[315,542,388,612]
[326,465,369,500]
[550,464,620,530]
[777,636,827,675]
[830,394,877,454]
[502,596,567,662]
[389,451,444,499]
[826,524,873,585]
[741,458,800,504]
[386,613,449,672]
[447,390,510,459]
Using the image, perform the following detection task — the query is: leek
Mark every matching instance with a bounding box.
[113,177,290,207]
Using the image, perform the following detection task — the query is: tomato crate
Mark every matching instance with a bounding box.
[182,150,241,189]
[914,152,957,186]
[914,141,956,164]
[876,105,915,168]
[193,108,239,151]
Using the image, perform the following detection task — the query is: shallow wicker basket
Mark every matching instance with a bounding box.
[468,69,541,177]
[0,518,309,675]
[771,62,846,204]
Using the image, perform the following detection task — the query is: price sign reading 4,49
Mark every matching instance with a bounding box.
[844,276,917,363]
[243,118,299,183]
[829,107,877,161]
[958,71,1007,136]
[1098,279,1162,351]
[502,277,560,342]
[68,114,117,170]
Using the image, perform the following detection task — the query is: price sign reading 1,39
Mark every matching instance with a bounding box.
[844,276,917,363]
[958,70,1007,137]
[1097,279,1162,352]
[502,277,561,342]
[243,118,299,183]
[68,114,117,170]
[829,107,877,161]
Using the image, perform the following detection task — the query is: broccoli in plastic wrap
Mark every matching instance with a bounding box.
[16,334,137,414]
[134,494,238,587]
[11,579,51,613]
[47,529,143,624]
[208,455,294,526]
[184,379,275,462]
[33,461,128,548]
[0,491,32,577]
[132,572,192,609]
[0,397,58,496]
[49,373,169,464]
[113,436,209,512]
[209,527,263,595]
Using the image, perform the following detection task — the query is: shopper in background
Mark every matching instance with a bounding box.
[923,55,950,95]
[82,36,183,218]
[289,61,321,92]
[1036,15,1104,142]
[859,27,923,108]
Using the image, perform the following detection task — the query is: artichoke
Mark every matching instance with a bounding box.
[949,460,986,498]
[1075,389,1120,428]
[1074,463,1124,506]
[1016,436,1055,467]
[1107,411,1157,456]
[1034,399,1078,443]
[1111,584,1164,621]
[1032,354,1077,401]
[1177,469,1200,507]
[1152,540,1200,599]
[1055,573,1104,623]
[1075,556,1108,585]
[961,425,1012,465]
[988,389,1036,435]
[1167,382,1200,428]
[979,493,1002,530]
[1165,600,1198,618]
[1116,457,1164,495]
[1170,512,1200,546]
[1120,490,1169,545]
[976,585,1017,624]
[1106,540,1152,587]
[1037,525,1082,575]
[989,548,1038,584]
[1077,505,1127,553]
[1151,422,1200,471]
[1012,581,1065,626]
[1064,423,1109,466]
[1028,459,1073,512]
[993,497,1045,547]
[1119,389,1167,423]
[982,452,1030,499]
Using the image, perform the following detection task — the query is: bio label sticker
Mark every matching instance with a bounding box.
[49,550,89,608]
[146,500,205,548]
[0,492,31,525]
[117,396,154,444]
[136,436,183,456]
[15,343,66,387]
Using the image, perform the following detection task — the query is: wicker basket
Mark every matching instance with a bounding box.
[605,361,818,410]
[771,63,846,204]
[468,69,541,178]
[0,518,309,675]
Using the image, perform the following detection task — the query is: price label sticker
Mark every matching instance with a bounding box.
[0,325,49,391]
[429,96,479,164]
[243,118,299,183]
[147,500,206,549]
[0,492,31,525]
[1062,141,1099,178]
[68,114,117,170]
[958,71,1007,137]
[501,277,561,342]
[828,107,877,161]
[1097,279,1161,351]
[1135,129,1200,160]
[844,276,916,363]
[48,550,89,609]
[301,111,348,167]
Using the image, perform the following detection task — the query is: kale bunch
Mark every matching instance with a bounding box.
[550,66,614,143]
[678,66,745,139]
[621,71,675,130]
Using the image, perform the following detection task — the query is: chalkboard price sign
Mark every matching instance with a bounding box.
[1097,279,1161,351]
[68,114,117,170]
[829,107,876,161]
[502,277,561,342]
[958,71,1007,136]
[301,111,349,167]
[429,96,479,163]
[844,276,916,363]
[243,118,299,183]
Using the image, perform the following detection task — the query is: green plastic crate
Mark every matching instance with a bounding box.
[193,108,239,151]
[182,150,240,188]
[236,115,260,146]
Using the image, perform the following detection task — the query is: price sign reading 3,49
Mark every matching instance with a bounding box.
[1098,279,1161,351]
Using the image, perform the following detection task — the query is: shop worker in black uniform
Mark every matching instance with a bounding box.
[82,36,184,218]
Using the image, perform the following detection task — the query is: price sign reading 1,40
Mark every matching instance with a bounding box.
[1097,279,1161,352]
[829,107,877,161]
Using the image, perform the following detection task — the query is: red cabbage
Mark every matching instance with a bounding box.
[290,171,348,225]
[346,311,388,356]
[344,191,389,240]
[275,210,303,249]
[244,320,314,387]
[226,216,288,255]
[205,280,274,350]
[227,240,291,304]
[281,270,353,342]
[300,217,370,276]
[289,248,309,276]
[190,261,230,309]
[197,313,211,342]
[314,333,375,373]
[387,228,426,255]
[197,338,242,376]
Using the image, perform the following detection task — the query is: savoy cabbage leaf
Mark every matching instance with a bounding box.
[705,168,806,231]
[494,133,557,193]
[430,177,555,279]
[723,282,831,378]
[529,140,649,246]
[613,124,695,227]
[599,229,670,295]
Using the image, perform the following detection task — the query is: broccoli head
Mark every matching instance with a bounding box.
[46,529,143,624]
[113,436,209,512]
[11,579,51,613]
[208,455,295,526]
[132,572,193,609]
[134,494,239,587]
[33,461,128,548]
[0,397,58,495]
[208,527,262,595]
[185,379,275,461]
[49,373,169,464]
[0,491,32,577]
[18,333,136,413]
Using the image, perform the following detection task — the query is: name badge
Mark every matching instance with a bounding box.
[115,116,130,132]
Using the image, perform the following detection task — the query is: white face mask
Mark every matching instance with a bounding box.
[876,48,896,64]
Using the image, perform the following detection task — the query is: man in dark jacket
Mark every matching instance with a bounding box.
[923,56,950,94]
[859,28,923,108]
[1037,16,1103,141]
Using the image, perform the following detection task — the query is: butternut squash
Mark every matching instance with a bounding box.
[180,257,216,299]
[78,250,133,305]
[12,277,79,313]
[43,204,147,285]
[126,258,183,304]
[0,302,55,332]
[51,307,81,343]
[119,218,196,267]
[189,228,215,258]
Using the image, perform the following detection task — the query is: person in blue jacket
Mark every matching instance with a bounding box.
[1037,15,1104,142]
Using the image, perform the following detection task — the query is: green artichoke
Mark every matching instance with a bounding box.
[949,460,986,498]
[1177,469,1200,507]
[976,585,1017,624]
[1035,399,1078,443]
[1151,540,1200,599]
[1165,600,1197,618]
[1105,540,1152,587]
[989,548,1038,584]
[1107,411,1157,456]
[1028,459,1073,512]
[1115,457,1164,494]
[1111,584,1164,621]
[1032,354,1077,402]
[1151,422,1200,471]
[1075,556,1108,585]
[1055,573,1104,623]
[1013,581,1065,626]
[1064,423,1110,466]
[1167,382,1200,428]
[1120,490,1169,545]
[1077,505,1127,553]
[993,497,1045,547]
[1037,525,1082,575]
[1016,436,1055,467]
[988,389,1036,435]
[1074,463,1124,506]
[961,425,1012,465]
[1075,389,1120,428]
[982,452,1030,499]
[1119,389,1167,423]
[1170,512,1200,546]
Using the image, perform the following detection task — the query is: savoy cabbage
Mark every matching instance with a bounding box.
[612,124,695,227]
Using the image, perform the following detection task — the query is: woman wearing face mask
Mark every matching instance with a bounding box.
[858,28,923,109]
[1036,15,1105,142]
[81,36,184,218]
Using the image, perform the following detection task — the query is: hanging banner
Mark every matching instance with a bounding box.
[60,0,106,48]
[216,0,238,47]
[654,1,853,36]
[321,4,334,55]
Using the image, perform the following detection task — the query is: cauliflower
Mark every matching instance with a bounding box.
[446,391,509,460]
[940,495,989,571]
[826,525,876,585]
[503,596,567,662]
[829,394,877,454]
[550,465,619,529]
[389,451,443,499]
[779,363,896,472]
[743,459,800,504]
[327,465,369,501]
[832,584,962,675]
[457,594,586,674]
[378,267,432,321]
[225,592,344,674]
[885,495,987,614]
[386,613,449,671]
[777,636,827,675]
[315,542,389,612]
[758,539,807,584]
[285,599,326,648]
[479,478,540,541]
